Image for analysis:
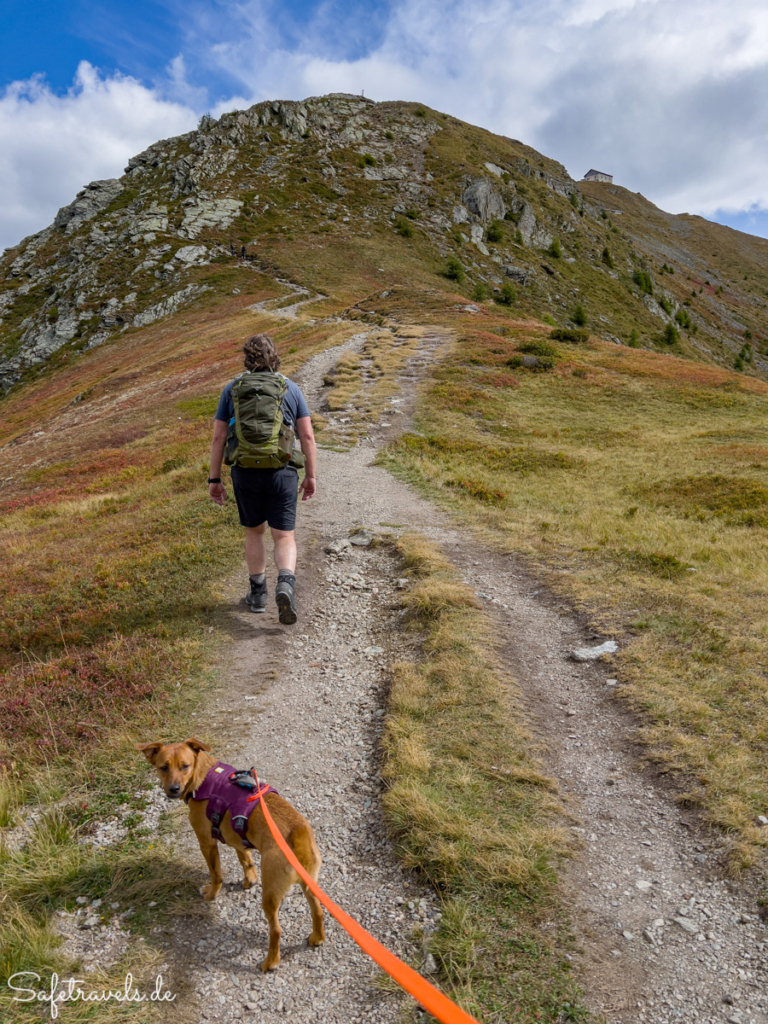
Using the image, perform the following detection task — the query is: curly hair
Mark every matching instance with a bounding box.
[243,333,281,372]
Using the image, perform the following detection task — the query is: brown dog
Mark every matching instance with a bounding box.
[136,738,325,971]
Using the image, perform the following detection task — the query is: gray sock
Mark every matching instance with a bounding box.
[249,573,266,585]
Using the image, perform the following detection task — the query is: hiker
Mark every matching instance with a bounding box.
[208,334,316,625]
[240,245,246,259]
[229,242,235,255]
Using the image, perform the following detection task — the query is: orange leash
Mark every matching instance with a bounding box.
[255,777,481,1024]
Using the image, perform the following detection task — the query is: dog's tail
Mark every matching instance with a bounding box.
[288,823,321,880]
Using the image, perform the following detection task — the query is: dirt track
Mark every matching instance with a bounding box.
[150,326,767,1023]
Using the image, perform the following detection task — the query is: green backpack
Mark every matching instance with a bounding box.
[224,372,303,469]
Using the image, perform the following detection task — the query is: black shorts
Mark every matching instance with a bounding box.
[230,465,298,531]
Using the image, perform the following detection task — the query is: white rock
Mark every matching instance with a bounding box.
[349,530,373,547]
[174,245,209,266]
[672,916,699,934]
[635,879,652,891]
[570,640,618,661]
[484,162,505,177]
[325,539,352,555]
[182,198,243,238]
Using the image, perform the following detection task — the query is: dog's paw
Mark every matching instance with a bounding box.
[308,931,325,947]
[260,957,279,973]
[200,884,219,901]
[242,873,258,891]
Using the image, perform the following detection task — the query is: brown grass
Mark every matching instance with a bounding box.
[382,311,768,869]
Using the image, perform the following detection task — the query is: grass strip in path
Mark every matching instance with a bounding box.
[383,535,589,1023]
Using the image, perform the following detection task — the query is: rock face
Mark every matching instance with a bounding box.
[515,200,552,248]
[173,245,209,266]
[132,284,207,328]
[53,180,124,235]
[181,198,243,238]
[462,178,505,223]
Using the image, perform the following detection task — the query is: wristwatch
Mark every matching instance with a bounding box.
[207,477,222,484]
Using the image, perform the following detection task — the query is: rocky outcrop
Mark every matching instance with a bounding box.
[181,198,243,238]
[132,284,208,328]
[53,180,124,235]
[462,178,505,222]
[516,201,553,248]
[173,245,209,266]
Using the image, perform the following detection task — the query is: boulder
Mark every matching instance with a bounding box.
[349,530,374,547]
[452,205,470,224]
[462,178,505,223]
[504,265,529,285]
[570,640,618,661]
[325,538,352,555]
[174,245,209,266]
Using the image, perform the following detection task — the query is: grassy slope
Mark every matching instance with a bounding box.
[0,271,378,1019]
[373,288,768,870]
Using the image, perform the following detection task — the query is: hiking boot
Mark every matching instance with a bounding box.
[275,573,297,625]
[245,578,268,614]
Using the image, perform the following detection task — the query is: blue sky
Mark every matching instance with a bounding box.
[2,0,768,248]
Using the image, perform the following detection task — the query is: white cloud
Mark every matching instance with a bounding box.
[4,2,768,249]
[0,62,196,250]
[186,0,768,221]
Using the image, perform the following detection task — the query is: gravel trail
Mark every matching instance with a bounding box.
[150,326,766,1024]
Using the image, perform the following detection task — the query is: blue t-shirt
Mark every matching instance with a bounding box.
[214,373,310,427]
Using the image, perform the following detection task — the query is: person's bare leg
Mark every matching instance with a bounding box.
[244,524,267,575]
[272,528,298,624]
[270,528,297,573]
[244,525,269,612]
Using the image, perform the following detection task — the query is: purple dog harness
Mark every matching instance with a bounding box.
[188,762,276,849]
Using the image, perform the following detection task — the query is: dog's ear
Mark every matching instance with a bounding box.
[135,741,163,763]
[184,738,212,753]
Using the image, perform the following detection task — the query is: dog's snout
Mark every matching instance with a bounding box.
[168,783,181,797]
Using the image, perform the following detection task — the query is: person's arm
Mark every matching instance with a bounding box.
[209,419,228,505]
[296,416,316,500]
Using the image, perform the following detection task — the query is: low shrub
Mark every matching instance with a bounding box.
[550,328,589,343]
[628,328,640,347]
[395,218,414,238]
[633,269,654,295]
[444,256,464,282]
[486,221,503,243]
[507,354,555,372]
[358,153,377,167]
[518,340,558,358]
[547,238,562,259]
[471,283,487,302]
[659,323,680,346]
[404,208,420,220]
[675,308,691,329]
[601,246,614,268]
[495,282,516,306]
[658,296,673,316]
[572,304,587,327]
